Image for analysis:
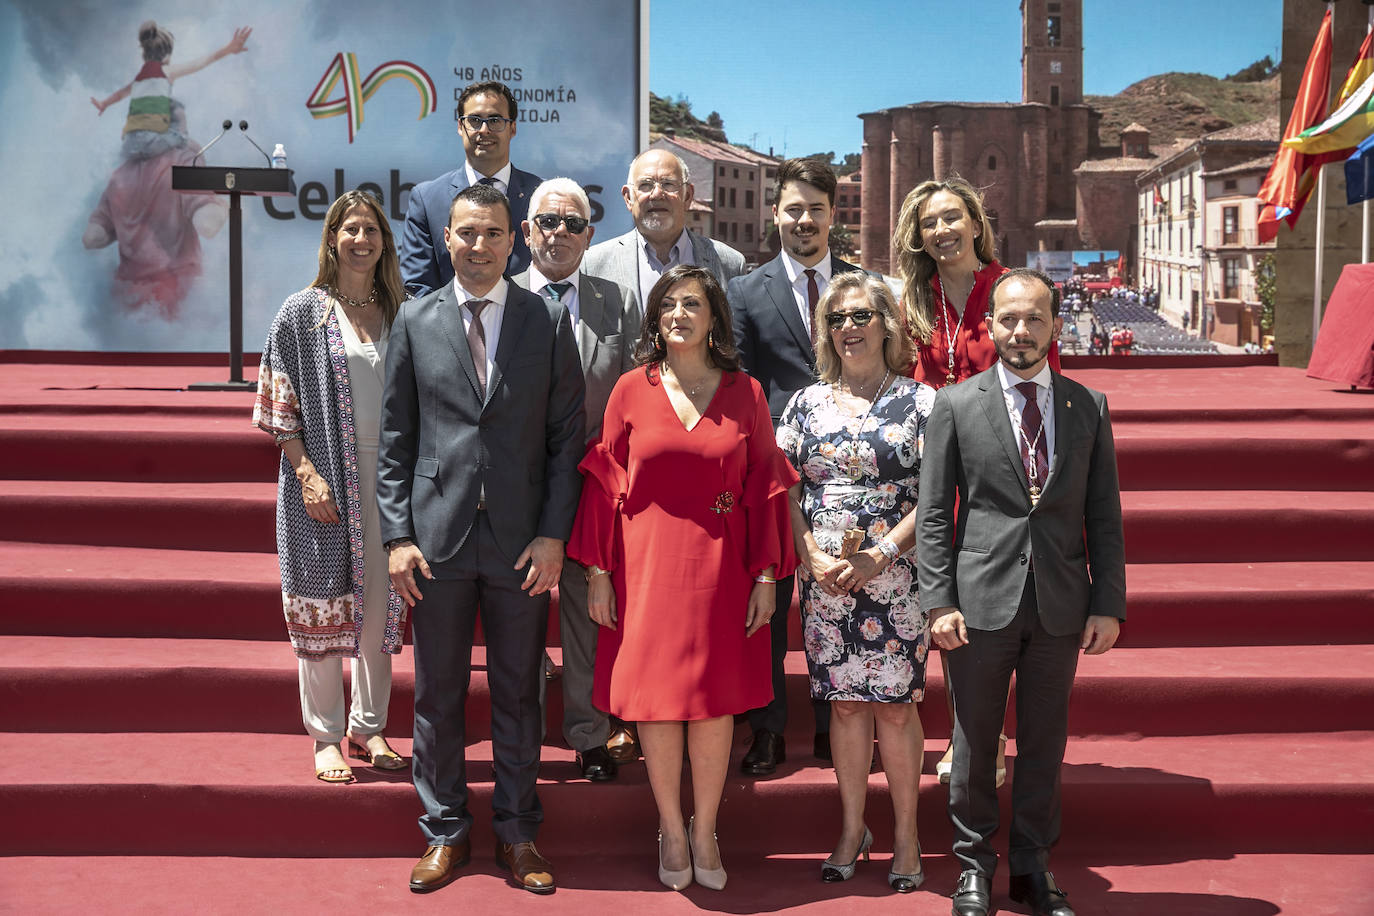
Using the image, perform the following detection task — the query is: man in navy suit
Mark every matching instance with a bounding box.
[381,184,585,895]
[728,157,869,775]
[400,81,542,296]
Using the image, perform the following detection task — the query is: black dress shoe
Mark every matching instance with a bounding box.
[951,869,991,916]
[576,745,618,782]
[740,729,785,776]
[813,731,832,762]
[1009,871,1075,916]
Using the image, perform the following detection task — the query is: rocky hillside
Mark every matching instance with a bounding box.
[1087,72,1279,146]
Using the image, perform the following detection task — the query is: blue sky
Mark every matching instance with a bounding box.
[650,0,1284,160]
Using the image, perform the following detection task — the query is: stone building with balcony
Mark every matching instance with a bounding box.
[1134,118,1278,343]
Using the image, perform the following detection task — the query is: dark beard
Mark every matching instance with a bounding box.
[995,337,1051,371]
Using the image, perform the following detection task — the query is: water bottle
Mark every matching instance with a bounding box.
[271,144,287,169]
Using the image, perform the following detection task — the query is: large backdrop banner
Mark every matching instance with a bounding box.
[1,0,643,351]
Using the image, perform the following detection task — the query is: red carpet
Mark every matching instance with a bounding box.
[1,357,1372,913]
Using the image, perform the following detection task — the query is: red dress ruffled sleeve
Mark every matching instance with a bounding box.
[741,376,800,580]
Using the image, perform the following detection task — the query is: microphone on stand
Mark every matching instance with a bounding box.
[195,120,234,163]
[238,120,273,166]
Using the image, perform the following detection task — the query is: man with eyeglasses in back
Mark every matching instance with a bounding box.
[513,177,639,784]
[584,148,744,312]
[401,80,542,296]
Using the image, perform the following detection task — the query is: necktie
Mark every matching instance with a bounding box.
[804,268,820,347]
[466,299,489,398]
[544,281,572,302]
[1015,381,1050,497]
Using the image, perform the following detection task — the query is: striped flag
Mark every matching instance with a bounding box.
[1283,26,1374,156]
[1257,9,1334,243]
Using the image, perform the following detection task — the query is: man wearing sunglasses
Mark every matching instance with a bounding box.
[401,80,543,296]
[583,149,744,310]
[514,178,640,784]
[727,156,874,777]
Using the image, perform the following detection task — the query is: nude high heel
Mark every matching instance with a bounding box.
[657,829,692,891]
[687,817,727,891]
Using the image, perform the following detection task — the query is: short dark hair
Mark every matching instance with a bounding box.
[457,80,518,121]
[988,268,1061,316]
[633,265,741,371]
[449,183,513,231]
[773,157,838,207]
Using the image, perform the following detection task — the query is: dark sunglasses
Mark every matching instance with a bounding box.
[825,309,877,330]
[532,212,590,234]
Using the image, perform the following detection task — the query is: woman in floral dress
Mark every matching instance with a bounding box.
[777,272,936,893]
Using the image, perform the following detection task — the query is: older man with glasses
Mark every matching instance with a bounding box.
[584,149,745,315]
[400,80,543,296]
[513,178,640,783]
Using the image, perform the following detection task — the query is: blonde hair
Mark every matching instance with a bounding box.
[813,272,913,384]
[892,176,997,344]
[312,190,405,328]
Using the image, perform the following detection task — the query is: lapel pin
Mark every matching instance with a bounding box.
[1066,400,1072,408]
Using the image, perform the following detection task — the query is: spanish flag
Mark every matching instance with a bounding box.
[1257,9,1333,243]
[1284,25,1374,156]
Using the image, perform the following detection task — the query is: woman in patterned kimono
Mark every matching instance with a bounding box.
[776,272,935,892]
[253,190,408,782]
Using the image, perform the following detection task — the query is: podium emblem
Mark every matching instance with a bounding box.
[225,172,236,190]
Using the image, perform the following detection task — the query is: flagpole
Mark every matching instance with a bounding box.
[1366,2,1374,264]
[1313,163,1328,344]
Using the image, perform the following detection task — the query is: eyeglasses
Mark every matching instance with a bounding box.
[825,309,877,330]
[460,115,515,133]
[532,212,590,234]
[634,178,684,196]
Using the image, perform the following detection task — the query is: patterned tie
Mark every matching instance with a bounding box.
[804,268,820,347]
[466,299,489,398]
[1015,381,1050,493]
[544,281,572,302]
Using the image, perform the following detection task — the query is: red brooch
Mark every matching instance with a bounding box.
[710,491,736,515]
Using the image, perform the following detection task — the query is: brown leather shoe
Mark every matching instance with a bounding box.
[409,839,470,893]
[497,841,556,894]
[606,723,639,762]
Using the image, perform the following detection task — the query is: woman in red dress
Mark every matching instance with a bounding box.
[892,177,1060,786]
[568,265,798,893]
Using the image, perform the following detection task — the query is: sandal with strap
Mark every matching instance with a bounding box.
[347,731,408,770]
[314,742,354,783]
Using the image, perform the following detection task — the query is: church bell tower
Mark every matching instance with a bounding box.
[1022,0,1083,106]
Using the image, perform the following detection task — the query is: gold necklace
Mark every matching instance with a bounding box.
[332,285,376,309]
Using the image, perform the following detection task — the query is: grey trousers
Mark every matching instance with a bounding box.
[945,573,1080,877]
[556,556,611,752]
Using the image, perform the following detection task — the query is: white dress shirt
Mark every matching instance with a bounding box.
[997,360,1056,478]
[635,229,694,307]
[454,276,509,385]
[464,160,513,195]
[528,264,582,326]
[780,248,834,340]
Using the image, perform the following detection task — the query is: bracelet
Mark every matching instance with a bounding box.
[384,537,413,551]
[585,564,610,580]
[274,430,303,445]
[754,574,777,584]
[876,537,901,561]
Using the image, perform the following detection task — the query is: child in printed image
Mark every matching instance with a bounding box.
[86,22,251,317]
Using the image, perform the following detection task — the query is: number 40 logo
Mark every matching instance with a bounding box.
[306,52,436,143]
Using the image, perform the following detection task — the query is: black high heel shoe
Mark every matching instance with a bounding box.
[820,826,872,882]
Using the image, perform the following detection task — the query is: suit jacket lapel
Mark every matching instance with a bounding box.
[1043,373,1073,496]
[765,258,813,357]
[576,275,604,375]
[487,291,529,407]
[691,231,721,277]
[978,369,1030,498]
[437,285,484,401]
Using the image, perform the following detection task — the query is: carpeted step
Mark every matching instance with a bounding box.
[4,853,1367,915]
[7,542,1371,648]
[8,483,1374,564]
[0,421,278,482]
[4,638,1371,738]
[2,731,1370,858]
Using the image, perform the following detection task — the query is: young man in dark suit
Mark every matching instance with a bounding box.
[728,157,868,774]
[916,269,1126,916]
[379,184,585,896]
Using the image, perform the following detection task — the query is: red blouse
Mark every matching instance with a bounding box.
[907,260,1061,388]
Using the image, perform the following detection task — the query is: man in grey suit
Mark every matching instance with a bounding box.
[379,183,585,896]
[399,80,543,295]
[916,269,1125,916]
[513,177,640,783]
[583,148,745,310]
[729,157,870,774]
